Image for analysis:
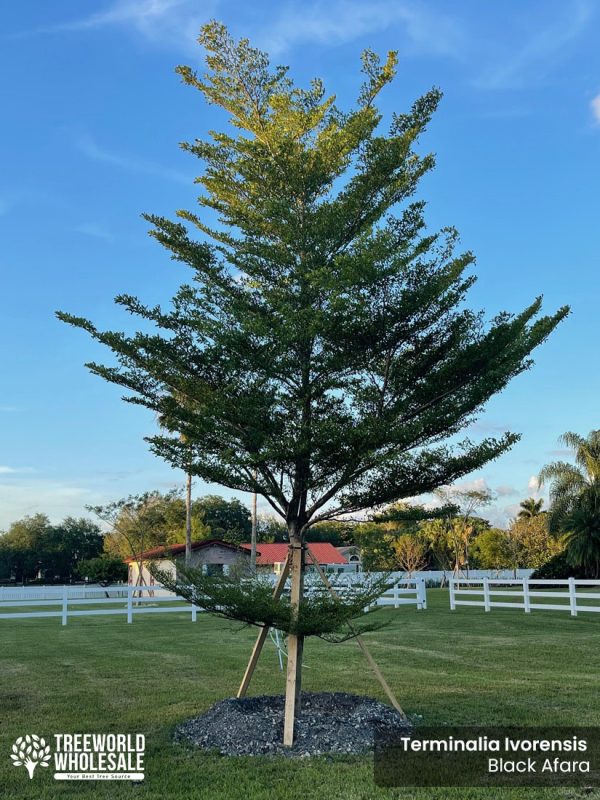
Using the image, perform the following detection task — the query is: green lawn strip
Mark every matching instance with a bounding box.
[0,590,598,800]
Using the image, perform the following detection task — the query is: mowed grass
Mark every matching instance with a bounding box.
[0,590,599,800]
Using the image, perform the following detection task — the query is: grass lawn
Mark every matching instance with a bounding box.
[0,589,599,800]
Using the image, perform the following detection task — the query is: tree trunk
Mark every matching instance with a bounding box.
[283,538,305,746]
[185,472,192,566]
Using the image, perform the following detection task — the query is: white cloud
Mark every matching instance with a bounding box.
[74,222,114,241]
[12,0,217,52]
[476,0,593,90]
[591,93,600,122]
[528,475,540,492]
[256,0,465,58]
[0,466,33,474]
[0,481,106,529]
[455,477,489,493]
[496,484,517,497]
[77,135,189,185]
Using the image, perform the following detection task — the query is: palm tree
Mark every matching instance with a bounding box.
[518,497,544,518]
[560,485,600,577]
[539,430,600,574]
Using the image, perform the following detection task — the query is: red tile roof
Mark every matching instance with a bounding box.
[124,538,248,563]
[240,542,347,566]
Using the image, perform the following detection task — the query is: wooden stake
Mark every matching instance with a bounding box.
[237,556,290,699]
[283,543,305,746]
[306,550,406,720]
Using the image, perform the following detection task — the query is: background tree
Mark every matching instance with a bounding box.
[518,497,544,518]
[431,486,493,576]
[305,520,354,546]
[194,495,251,545]
[508,513,563,569]
[0,514,49,582]
[558,485,600,577]
[256,514,288,542]
[353,521,399,571]
[76,556,128,585]
[91,492,206,589]
[58,23,568,744]
[0,515,103,583]
[539,430,600,574]
[393,533,427,576]
[471,528,512,571]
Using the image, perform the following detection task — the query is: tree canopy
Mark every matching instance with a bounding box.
[0,515,103,583]
[58,22,568,541]
[57,21,569,744]
[539,430,600,575]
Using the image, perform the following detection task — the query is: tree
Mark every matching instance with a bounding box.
[353,521,399,571]
[97,491,211,561]
[393,534,427,576]
[42,517,104,581]
[305,520,354,546]
[58,23,568,744]
[518,497,544,518]
[432,486,493,576]
[508,514,563,569]
[76,556,128,585]
[193,495,251,545]
[0,515,103,583]
[256,514,287,542]
[559,485,600,577]
[471,528,512,570]
[538,430,600,574]
[0,514,50,582]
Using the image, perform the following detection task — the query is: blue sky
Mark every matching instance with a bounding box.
[1,0,598,530]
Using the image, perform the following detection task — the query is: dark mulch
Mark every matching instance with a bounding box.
[175,692,412,757]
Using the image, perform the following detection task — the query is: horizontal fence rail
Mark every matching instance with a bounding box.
[374,577,427,610]
[449,577,600,616]
[0,584,199,625]
[0,576,427,624]
[301,576,427,610]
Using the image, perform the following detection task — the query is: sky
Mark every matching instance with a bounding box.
[1,0,599,530]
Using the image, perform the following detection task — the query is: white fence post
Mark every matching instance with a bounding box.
[523,577,531,613]
[568,577,578,617]
[393,581,399,609]
[419,578,427,610]
[191,603,197,622]
[449,577,456,610]
[483,577,490,612]
[127,586,133,623]
[61,586,68,626]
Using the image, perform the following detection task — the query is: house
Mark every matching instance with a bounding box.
[240,542,348,574]
[336,545,362,572]
[124,538,251,587]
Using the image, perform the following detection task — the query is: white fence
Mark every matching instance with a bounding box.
[449,577,600,616]
[303,576,427,609]
[0,584,199,625]
[0,576,427,624]
[369,577,427,610]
